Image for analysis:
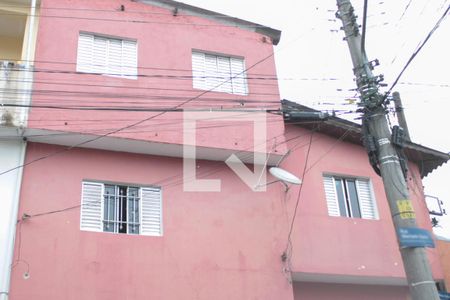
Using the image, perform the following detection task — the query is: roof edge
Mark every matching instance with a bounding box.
[281,99,450,178]
[137,0,281,45]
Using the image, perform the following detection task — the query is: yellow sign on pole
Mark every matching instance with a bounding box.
[397,200,415,219]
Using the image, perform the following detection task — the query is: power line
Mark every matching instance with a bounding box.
[15,125,335,221]
[0,19,325,177]
[0,46,280,176]
[282,126,352,275]
[1,102,282,112]
[0,3,271,21]
[398,0,414,25]
[0,12,270,28]
[11,131,295,218]
[0,64,346,84]
[1,58,284,80]
[0,112,286,140]
[284,129,315,252]
[385,4,449,98]
[398,81,450,88]
[0,78,278,93]
[4,66,281,82]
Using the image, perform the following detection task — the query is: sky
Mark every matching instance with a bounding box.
[180,0,450,237]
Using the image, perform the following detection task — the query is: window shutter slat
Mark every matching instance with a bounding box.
[230,57,248,95]
[323,176,340,216]
[204,54,219,91]
[356,179,378,220]
[107,39,123,76]
[140,187,163,236]
[216,56,232,93]
[122,40,137,78]
[80,182,103,232]
[192,51,206,90]
[76,34,94,73]
[92,36,108,74]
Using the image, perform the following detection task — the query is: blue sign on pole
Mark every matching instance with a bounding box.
[439,291,450,300]
[397,227,435,248]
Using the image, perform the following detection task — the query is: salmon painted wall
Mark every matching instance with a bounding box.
[280,125,443,281]
[10,143,293,300]
[436,239,450,289]
[28,0,285,154]
[293,282,410,300]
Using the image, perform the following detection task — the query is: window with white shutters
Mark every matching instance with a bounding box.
[322,175,378,220]
[80,181,162,236]
[192,51,248,95]
[76,33,137,79]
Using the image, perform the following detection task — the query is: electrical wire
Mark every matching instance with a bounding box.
[0,3,276,22]
[281,126,352,279]
[2,67,282,82]
[398,81,450,88]
[0,19,331,176]
[284,128,315,254]
[1,103,280,112]
[0,87,280,100]
[0,12,271,29]
[0,78,279,94]
[0,50,281,177]
[0,65,347,84]
[384,4,449,99]
[14,124,329,221]
[398,0,414,25]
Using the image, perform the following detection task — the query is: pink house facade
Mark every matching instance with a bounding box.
[279,101,448,299]
[1,1,449,299]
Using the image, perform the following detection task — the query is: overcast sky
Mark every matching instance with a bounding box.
[181,0,450,237]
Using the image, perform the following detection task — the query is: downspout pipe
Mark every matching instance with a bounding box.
[0,142,27,300]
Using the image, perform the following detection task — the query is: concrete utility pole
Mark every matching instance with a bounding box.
[335,1,440,299]
[393,92,411,141]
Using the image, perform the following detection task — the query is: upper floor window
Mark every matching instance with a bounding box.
[80,181,162,236]
[76,33,137,79]
[323,175,378,220]
[192,51,248,95]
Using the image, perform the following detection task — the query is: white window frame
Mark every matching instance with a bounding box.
[192,50,248,95]
[76,32,138,79]
[80,181,163,236]
[323,174,379,220]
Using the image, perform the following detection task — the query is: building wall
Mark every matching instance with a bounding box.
[293,282,410,300]
[9,129,444,299]
[437,239,450,290]
[28,0,285,154]
[9,143,293,300]
[280,125,443,282]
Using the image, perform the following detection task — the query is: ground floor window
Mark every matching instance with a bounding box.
[80,181,162,236]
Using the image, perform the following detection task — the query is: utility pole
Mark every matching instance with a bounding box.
[336,1,440,299]
[393,92,411,141]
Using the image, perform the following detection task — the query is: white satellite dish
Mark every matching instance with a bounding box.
[269,167,302,185]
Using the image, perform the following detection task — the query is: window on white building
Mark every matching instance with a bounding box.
[80,181,162,236]
[76,33,137,79]
[323,175,378,220]
[192,51,248,95]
